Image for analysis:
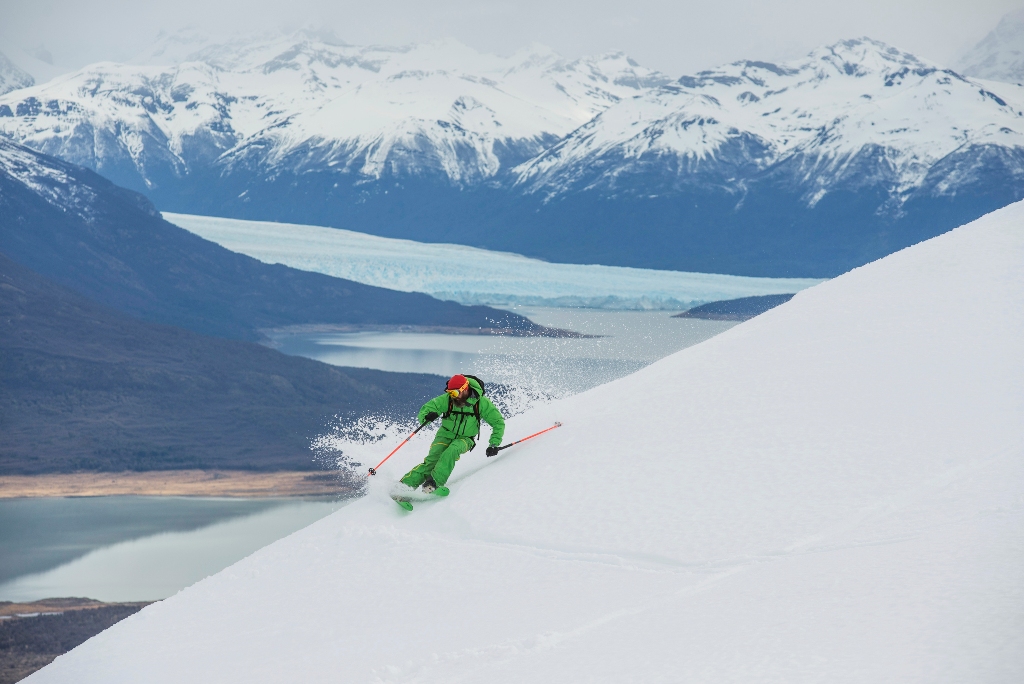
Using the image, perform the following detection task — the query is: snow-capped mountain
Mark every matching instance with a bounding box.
[515,38,1024,205]
[0,30,669,192]
[2,33,1023,277]
[959,10,1024,84]
[490,38,1024,275]
[0,52,34,96]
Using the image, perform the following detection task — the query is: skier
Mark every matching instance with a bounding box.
[400,374,505,496]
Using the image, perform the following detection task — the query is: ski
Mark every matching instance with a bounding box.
[391,485,448,511]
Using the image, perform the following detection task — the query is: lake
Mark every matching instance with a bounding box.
[0,497,344,602]
[2,308,739,603]
[269,306,738,397]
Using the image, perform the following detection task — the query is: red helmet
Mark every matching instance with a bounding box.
[446,374,469,396]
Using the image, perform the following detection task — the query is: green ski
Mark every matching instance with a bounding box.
[391,485,448,511]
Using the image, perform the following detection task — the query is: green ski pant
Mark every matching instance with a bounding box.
[400,437,473,488]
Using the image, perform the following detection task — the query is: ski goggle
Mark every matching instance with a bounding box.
[446,379,469,399]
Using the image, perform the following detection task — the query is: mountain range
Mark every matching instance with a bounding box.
[2,31,1024,275]
[0,31,667,195]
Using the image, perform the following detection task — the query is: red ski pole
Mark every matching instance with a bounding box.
[367,421,430,476]
[491,422,562,455]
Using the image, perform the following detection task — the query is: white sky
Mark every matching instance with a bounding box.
[2,0,1022,76]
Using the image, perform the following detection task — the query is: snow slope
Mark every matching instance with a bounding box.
[28,204,1024,682]
[166,212,821,309]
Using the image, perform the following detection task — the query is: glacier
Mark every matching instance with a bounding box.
[165,212,822,310]
[29,201,1024,683]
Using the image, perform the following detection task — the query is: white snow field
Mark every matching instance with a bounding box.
[166,212,821,309]
[31,204,1024,683]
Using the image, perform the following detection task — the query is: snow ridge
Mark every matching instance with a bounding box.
[0,30,670,189]
[514,38,1024,205]
[0,137,91,214]
[2,33,1023,207]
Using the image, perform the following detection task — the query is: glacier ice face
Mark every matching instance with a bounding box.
[166,212,821,310]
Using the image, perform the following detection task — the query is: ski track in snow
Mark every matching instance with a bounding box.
[27,202,1024,683]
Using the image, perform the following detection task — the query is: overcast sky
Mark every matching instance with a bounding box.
[3,0,1023,76]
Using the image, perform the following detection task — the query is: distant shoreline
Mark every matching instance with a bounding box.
[0,598,153,682]
[0,470,353,499]
[260,322,596,339]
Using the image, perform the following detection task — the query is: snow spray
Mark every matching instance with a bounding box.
[366,421,431,476]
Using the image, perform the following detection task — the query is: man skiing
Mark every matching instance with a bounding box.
[400,374,505,496]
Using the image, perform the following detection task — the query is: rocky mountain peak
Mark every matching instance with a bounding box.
[0,51,34,96]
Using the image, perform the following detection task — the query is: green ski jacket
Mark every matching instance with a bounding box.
[418,377,505,447]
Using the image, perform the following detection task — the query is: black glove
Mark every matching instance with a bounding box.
[486,445,499,457]
[423,412,439,423]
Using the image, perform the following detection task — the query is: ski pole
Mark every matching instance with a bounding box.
[367,420,431,476]
[493,422,562,454]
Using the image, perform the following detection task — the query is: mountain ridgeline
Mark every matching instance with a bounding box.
[2,35,1023,276]
[0,139,536,342]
